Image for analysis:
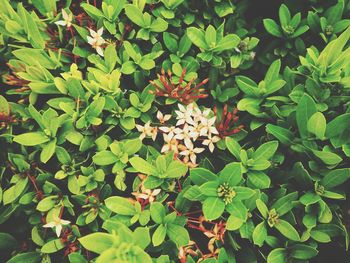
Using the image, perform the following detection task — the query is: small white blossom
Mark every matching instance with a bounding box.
[55,9,73,28]
[180,140,205,164]
[43,217,70,237]
[199,116,219,136]
[132,187,161,203]
[161,133,179,153]
[159,125,176,138]
[136,121,157,141]
[175,104,195,126]
[174,124,198,146]
[202,135,221,153]
[157,111,171,124]
[87,28,106,57]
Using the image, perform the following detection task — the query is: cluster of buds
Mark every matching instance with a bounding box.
[150,68,209,104]
[0,111,17,129]
[267,208,279,227]
[214,104,243,138]
[217,182,236,205]
[136,103,221,167]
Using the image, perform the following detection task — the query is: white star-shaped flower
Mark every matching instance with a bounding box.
[161,133,179,153]
[43,217,70,237]
[175,104,195,126]
[174,124,198,145]
[179,140,204,164]
[136,121,157,141]
[87,28,106,57]
[157,111,171,124]
[199,116,218,136]
[55,9,73,28]
[159,125,176,139]
[202,135,221,153]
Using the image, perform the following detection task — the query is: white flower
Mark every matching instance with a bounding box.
[87,28,106,57]
[136,121,157,141]
[199,116,218,136]
[43,217,70,237]
[159,125,176,139]
[179,140,204,164]
[132,187,161,203]
[161,133,179,153]
[175,104,195,126]
[157,111,171,124]
[202,135,221,153]
[174,124,198,146]
[55,9,73,28]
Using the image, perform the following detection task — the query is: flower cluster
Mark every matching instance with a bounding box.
[150,68,209,104]
[136,103,221,167]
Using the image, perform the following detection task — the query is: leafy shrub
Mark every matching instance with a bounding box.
[0,0,349,262]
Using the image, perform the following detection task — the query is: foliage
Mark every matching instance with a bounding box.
[0,0,350,262]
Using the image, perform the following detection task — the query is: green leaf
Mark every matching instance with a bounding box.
[307,112,326,140]
[150,202,165,224]
[263,19,283,37]
[271,191,298,216]
[267,248,287,263]
[226,215,244,231]
[187,27,208,50]
[252,221,267,247]
[225,137,241,160]
[290,244,318,260]
[0,95,10,115]
[219,162,242,186]
[152,224,167,246]
[93,151,118,165]
[129,156,157,175]
[167,224,190,247]
[81,3,104,19]
[234,186,255,200]
[312,150,342,166]
[296,94,317,138]
[190,168,217,185]
[247,171,271,189]
[279,4,291,26]
[40,139,56,163]
[150,18,168,32]
[105,196,136,215]
[13,132,50,146]
[256,199,269,219]
[275,219,300,241]
[124,4,145,27]
[202,197,225,220]
[124,138,142,156]
[265,59,281,85]
[199,181,220,196]
[139,58,155,70]
[205,25,217,47]
[79,233,115,254]
[310,230,331,243]
[7,252,41,263]
[166,160,188,178]
[214,34,240,52]
[41,239,65,253]
[252,141,279,161]
[236,76,258,96]
[266,124,294,145]
[321,168,350,188]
